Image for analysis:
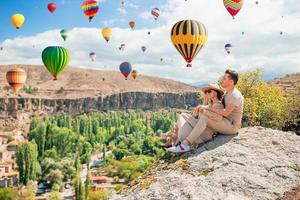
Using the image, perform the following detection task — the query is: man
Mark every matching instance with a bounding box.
[167,69,244,153]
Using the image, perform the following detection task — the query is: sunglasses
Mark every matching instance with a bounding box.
[205,89,213,94]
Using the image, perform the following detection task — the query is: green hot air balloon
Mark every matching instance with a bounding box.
[42,46,70,80]
[60,29,69,41]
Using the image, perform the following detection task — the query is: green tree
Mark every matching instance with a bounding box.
[16,140,39,185]
[49,191,61,200]
[236,69,288,128]
[0,188,19,200]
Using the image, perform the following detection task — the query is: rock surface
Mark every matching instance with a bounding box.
[111,127,300,200]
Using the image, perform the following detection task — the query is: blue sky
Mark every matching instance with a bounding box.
[0,0,299,85]
[0,0,164,41]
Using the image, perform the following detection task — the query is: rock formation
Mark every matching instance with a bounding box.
[111,126,300,200]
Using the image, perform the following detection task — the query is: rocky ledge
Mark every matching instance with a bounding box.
[111,126,300,200]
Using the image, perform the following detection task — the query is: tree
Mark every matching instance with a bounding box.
[85,154,91,200]
[236,69,288,128]
[49,191,61,200]
[16,140,39,185]
[0,188,19,200]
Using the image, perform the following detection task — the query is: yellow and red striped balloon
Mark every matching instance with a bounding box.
[6,68,27,92]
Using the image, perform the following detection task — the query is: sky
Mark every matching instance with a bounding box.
[0,0,299,85]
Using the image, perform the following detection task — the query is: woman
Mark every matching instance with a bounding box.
[162,83,225,148]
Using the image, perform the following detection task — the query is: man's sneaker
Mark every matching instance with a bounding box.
[165,143,191,153]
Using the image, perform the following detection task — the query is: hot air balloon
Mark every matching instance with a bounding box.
[119,62,132,80]
[131,70,138,79]
[48,3,56,13]
[225,44,233,54]
[121,1,125,6]
[170,20,208,67]
[119,44,125,51]
[129,21,135,29]
[151,8,160,21]
[160,58,163,62]
[6,68,27,92]
[42,46,70,80]
[223,0,244,19]
[141,46,147,52]
[148,31,151,35]
[89,52,96,61]
[102,27,112,42]
[60,29,69,41]
[11,14,25,29]
[81,0,99,22]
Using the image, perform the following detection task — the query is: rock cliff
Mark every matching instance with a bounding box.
[111,126,300,200]
[0,92,199,118]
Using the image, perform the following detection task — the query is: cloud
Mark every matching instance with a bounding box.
[0,0,299,85]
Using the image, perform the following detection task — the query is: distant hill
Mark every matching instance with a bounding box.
[269,73,300,94]
[0,65,198,99]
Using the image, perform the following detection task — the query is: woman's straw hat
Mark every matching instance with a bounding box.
[201,83,224,95]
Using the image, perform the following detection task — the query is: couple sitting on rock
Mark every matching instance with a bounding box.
[162,69,244,153]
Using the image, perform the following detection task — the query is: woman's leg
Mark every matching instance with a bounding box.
[176,113,197,144]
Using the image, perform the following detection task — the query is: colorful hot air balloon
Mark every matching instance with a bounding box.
[119,62,132,80]
[6,68,27,92]
[81,0,99,22]
[170,20,208,67]
[48,3,56,13]
[11,14,25,29]
[151,8,160,21]
[131,70,138,79]
[102,27,112,42]
[141,46,146,52]
[42,46,70,80]
[60,29,69,41]
[225,44,233,54]
[223,0,244,19]
[89,52,96,61]
[129,21,135,29]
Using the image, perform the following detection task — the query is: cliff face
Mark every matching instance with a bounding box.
[111,127,300,200]
[0,92,199,118]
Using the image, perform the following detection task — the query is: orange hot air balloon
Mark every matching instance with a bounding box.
[129,21,135,29]
[131,70,138,79]
[6,68,27,92]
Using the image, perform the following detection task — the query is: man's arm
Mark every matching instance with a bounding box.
[205,104,235,117]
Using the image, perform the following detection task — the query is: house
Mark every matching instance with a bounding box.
[7,140,20,152]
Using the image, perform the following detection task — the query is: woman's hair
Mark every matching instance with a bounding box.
[214,90,223,101]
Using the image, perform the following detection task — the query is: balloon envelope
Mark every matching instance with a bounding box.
[151,8,160,20]
[48,3,56,13]
[170,20,208,67]
[102,27,112,42]
[223,0,244,18]
[81,0,99,22]
[119,62,132,80]
[129,21,135,29]
[11,14,25,29]
[131,70,138,79]
[225,44,233,54]
[89,52,96,61]
[141,46,146,52]
[60,29,69,41]
[42,46,70,80]
[6,68,27,92]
